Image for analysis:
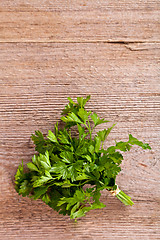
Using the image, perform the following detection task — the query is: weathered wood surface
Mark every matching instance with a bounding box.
[0,0,159,42]
[0,1,160,240]
[0,0,159,12]
[0,11,159,42]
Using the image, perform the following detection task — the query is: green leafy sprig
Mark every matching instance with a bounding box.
[15,95,151,220]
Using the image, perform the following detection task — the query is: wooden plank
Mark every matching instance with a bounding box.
[0,9,159,42]
[0,0,159,12]
[0,43,159,239]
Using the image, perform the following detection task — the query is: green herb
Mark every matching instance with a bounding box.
[15,95,151,220]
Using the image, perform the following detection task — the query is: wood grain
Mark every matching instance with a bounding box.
[0,43,160,239]
[0,10,159,42]
[0,0,160,239]
[0,0,159,12]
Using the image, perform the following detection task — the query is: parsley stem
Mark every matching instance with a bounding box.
[85,120,92,141]
[116,190,134,206]
[91,126,96,134]
[108,186,134,206]
[87,119,92,140]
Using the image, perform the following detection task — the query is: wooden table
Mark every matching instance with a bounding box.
[0,1,160,239]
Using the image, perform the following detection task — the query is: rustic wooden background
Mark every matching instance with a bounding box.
[0,1,160,239]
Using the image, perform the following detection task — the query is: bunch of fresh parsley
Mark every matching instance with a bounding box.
[15,95,151,220]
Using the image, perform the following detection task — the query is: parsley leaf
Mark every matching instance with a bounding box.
[91,112,109,127]
[47,130,58,143]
